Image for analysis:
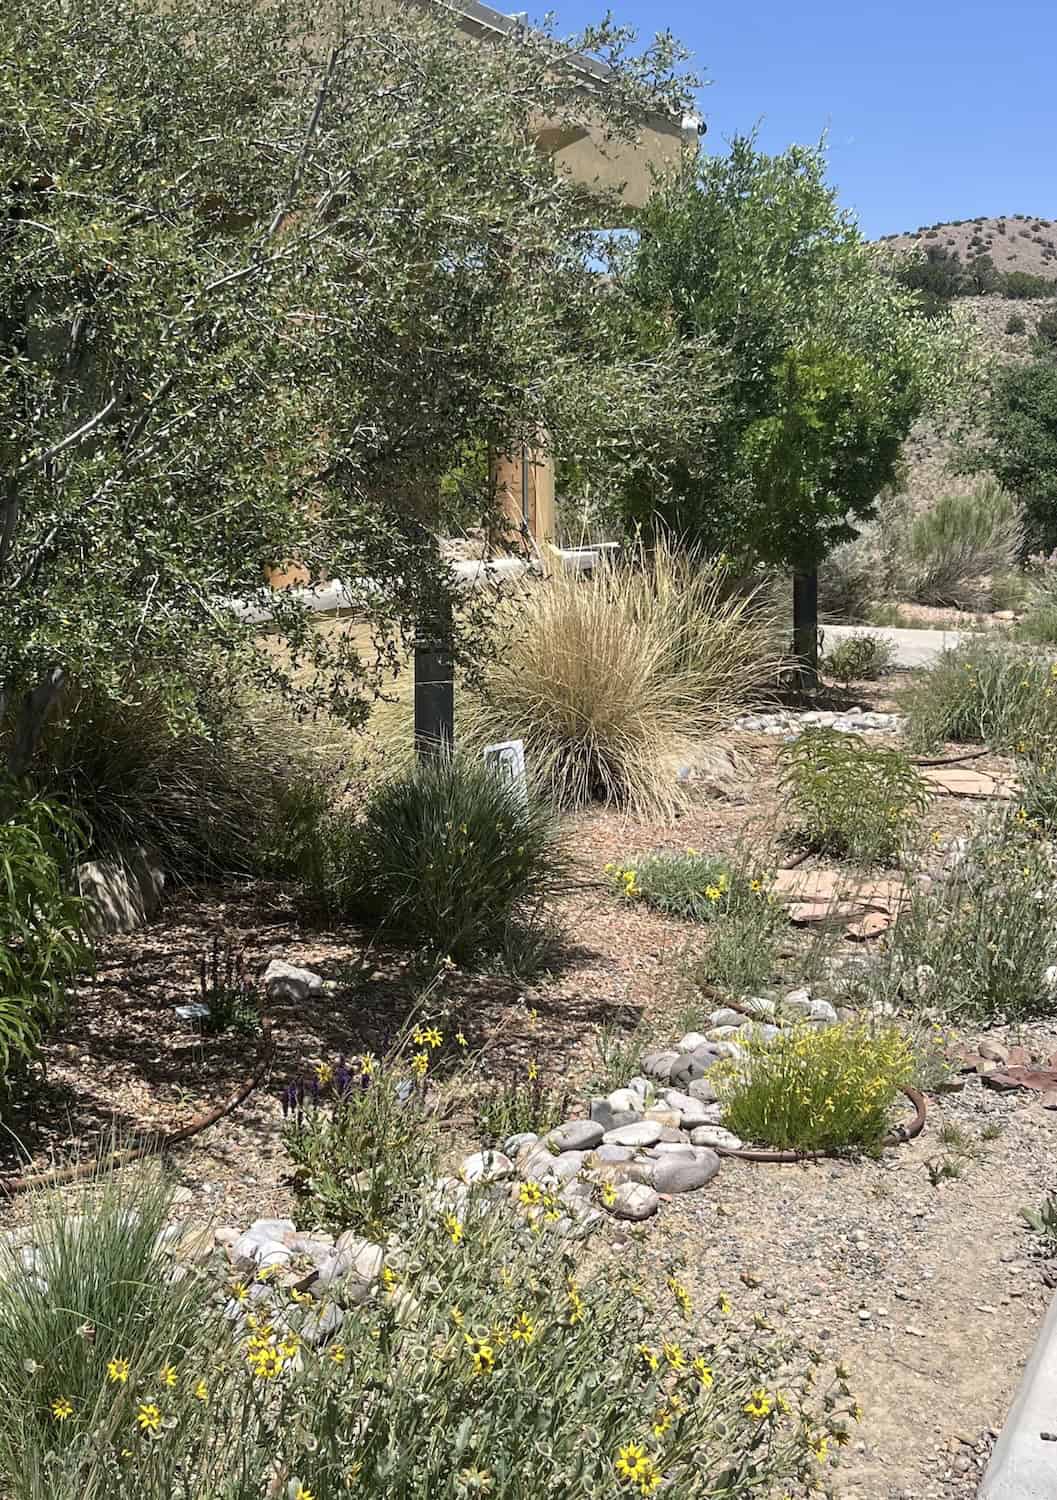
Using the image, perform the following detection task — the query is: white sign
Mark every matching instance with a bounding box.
[483,739,528,803]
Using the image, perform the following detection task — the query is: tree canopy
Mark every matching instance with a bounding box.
[0,0,717,767]
[611,137,970,574]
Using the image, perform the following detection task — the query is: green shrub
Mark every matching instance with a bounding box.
[282,1053,440,1237]
[475,1071,571,1147]
[11,672,337,880]
[1035,309,1057,350]
[869,814,1057,1023]
[0,786,88,1094]
[690,903,788,999]
[824,633,896,689]
[1016,743,1057,829]
[588,1021,648,1095]
[714,1022,915,1155]
[604,850,770,921]
[1005,312,1027,335]
[0,1166,855,1500]
[1022,1193,1057,1248]
[990,570,1029,612]
[900,640,1057,750]
[906,484,1022,610]
[865,602,914,628]
[778,729,929,864]
[303,754,568,964]
[459,537,779,817]
[1015,602,1057,644]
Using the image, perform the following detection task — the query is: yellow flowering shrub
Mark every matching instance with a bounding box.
[714,1022,916,1155]
[0,1163,859,1499]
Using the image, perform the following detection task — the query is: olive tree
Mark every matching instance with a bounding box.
[0,0,716,768]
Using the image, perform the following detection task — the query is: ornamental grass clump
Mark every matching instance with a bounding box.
[301,753,568,964]
[715,1023,916,1156]
[779,728,930,865]
[460,536,779,818]
[605,849,772,921]
[900,640,1057,752]
[0,1162,860,1500]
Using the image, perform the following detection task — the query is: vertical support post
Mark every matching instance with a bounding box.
[792,570,819,692]
[414,594,454,759]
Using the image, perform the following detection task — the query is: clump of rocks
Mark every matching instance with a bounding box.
[439,991,843,1227]
[735,709,903,737]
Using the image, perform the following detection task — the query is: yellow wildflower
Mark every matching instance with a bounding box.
[692,1356,713,1386]
[106,1357,130,1385]
[136,1403,162,1435]
[749,877,763,893]
[444,1213,464,1245]
[381,1266,398,1289]
[315,1061,333,1086]
[456,1032,468,1048]
[614,1441,648,1483]
[159,1365,178,1388]
[519,1181,543,1206]
[360,1052,376,1076]
[450,1305,464,1327]
[662,1340,685,1371]
[510,1312,536,1344]
[716,1291,732,1315]
[423,1026,443,1049]
[247,1346,285,1379]
[329,1344,347,1364]
[601,1180,617,1207]
[743,1388,772,1420]
[566,1281,585,1324]
[410,1051,429,1078]
[651,1406,672,1437]
[463,1335,495,1376]
[638,1343,659,1372]
[230,1280,249,1302]
[51,1397,74,1421]
[193,1379,208,1402]
[812,1433,830,1464]
[294,1487,315,1500]
[527,1060,539,1081]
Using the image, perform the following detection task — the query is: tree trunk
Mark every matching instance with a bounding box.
[413,599,454,759]
[6,666,66,780]
[792,571,819,692]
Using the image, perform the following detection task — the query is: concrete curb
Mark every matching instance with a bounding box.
[978,1289,1057,1499]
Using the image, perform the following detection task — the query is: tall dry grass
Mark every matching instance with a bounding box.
[455,538,779,817]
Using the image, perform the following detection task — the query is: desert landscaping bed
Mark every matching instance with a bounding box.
[3,714,1054,1500]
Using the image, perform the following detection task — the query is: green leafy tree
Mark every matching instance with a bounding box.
[614,137,967,676]
[978,358,1057,549]
[0,0,713,769]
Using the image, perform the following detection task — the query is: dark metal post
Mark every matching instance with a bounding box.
[792,570,819,692]
[414,595,454,758]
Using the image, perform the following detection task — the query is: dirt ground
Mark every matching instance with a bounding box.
[1,688,1052,1500]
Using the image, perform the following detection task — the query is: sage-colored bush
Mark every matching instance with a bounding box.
[906,483,1022,610]
[900,640,1057,751]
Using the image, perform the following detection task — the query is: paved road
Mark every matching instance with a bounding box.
[823,622,968,670]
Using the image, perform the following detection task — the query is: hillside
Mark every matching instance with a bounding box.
[878,217,1057,509]
[882,213,1057,283]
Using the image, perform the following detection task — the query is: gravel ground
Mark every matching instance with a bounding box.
[1,702,1052,1498]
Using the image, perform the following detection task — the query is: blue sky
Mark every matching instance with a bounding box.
[543,0,1056,238]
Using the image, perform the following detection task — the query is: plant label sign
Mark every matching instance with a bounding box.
[483,738,528,804]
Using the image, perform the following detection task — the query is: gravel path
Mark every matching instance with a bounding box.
[660,1062,1057,1499]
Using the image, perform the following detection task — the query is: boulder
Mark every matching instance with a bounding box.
[263,960,324,1002]
[546,1120,605,1153]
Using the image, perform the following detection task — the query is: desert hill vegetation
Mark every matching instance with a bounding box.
[884,213,1057,304]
